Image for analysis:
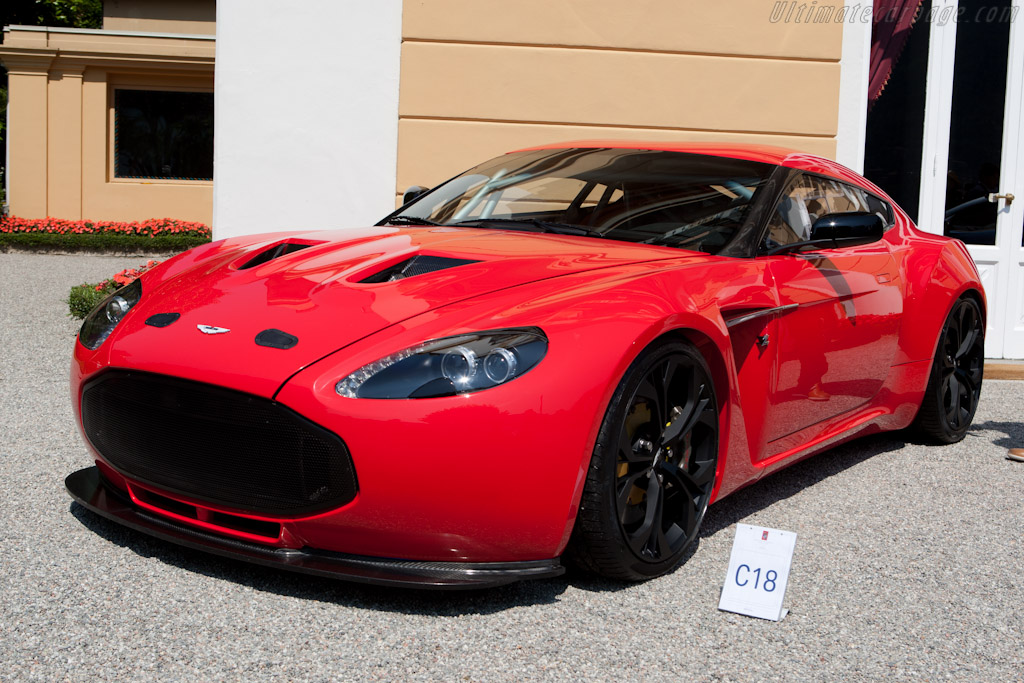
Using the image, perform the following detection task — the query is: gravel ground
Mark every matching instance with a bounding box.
[1,250,1021,682]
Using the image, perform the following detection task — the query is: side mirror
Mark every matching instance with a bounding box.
[766,212,886,256]
[402,185,430,206]
[809,212,885,246]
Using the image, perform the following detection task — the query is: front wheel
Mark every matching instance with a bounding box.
[569,341,719,580]
[912,295,984,444]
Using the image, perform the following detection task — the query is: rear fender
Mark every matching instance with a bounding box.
[897,238,985,368]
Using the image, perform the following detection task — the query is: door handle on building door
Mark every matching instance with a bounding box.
[987,192,1015,205]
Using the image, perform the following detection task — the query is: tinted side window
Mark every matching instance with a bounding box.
[763,175,890,250]
[864,193,895,226]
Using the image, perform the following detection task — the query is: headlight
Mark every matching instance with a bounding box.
[336,327,547,399]
[78,279,143,350]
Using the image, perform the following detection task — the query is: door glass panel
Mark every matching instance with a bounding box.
[864,0,932,223]
[943,0,1013,245]
[763,175,883,250]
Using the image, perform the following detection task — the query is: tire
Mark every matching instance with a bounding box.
[569,341,719,580]
[912,295,984,444]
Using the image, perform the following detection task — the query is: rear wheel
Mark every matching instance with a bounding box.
[913,296,984,444]
[569,341,719,580]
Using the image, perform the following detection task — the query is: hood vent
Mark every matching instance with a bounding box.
[360,255,479,283]
[238,242,314,270]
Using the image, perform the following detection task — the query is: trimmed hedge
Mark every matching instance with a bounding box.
[0,216,212,253]
[2,231,209,253]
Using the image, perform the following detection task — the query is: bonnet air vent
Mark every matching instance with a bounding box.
[238,242,313,270]
[360,255,479,283]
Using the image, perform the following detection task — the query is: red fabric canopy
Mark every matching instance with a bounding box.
[869,0,925,105]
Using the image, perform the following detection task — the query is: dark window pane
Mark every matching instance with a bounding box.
[114,89,214,180]
[864,0,931,223]
[942,0,1012,246]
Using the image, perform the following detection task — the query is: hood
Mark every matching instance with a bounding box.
[103,226,691,397]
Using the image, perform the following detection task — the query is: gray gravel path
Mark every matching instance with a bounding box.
[1,251,1021,682]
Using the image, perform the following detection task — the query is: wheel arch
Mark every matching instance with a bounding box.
[959,287,987,326]
[611,323,734,506]
[565,325,725,579]
[897,239,987,365]
[917,285,986,398]
[910,292,986,443]
[650,327,732,420]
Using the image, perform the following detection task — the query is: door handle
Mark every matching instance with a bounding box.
[988,192,1015,205]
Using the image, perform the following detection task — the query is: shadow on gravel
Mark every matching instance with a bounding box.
[69,502,574,614]
[68,432,910,614]
[698,433,905,538]
[968,420,1024,449]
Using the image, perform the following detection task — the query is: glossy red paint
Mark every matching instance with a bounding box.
[75,227,689,398]
[68,143,985,578]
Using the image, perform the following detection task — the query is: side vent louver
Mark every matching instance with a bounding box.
[239,242,313,270]
[360,255,479,283]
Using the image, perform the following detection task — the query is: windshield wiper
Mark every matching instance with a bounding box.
[453,218,606,239]
[381,215,446,227]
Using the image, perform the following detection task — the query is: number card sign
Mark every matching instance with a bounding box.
[718,524,797,621]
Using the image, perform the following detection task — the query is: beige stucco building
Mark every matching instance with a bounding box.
[395,0,848,198]
[4,0,1023,357]
[2,0,853,230]
[0,0,215,224]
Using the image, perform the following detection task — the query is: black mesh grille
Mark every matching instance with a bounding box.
[81,371,357,516]
[360,255,478,283]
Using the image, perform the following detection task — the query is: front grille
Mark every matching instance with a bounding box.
[81,371,357,516]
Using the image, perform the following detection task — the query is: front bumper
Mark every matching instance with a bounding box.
[66,467,565,590]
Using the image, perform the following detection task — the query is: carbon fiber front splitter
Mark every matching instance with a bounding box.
[65,467,565,590]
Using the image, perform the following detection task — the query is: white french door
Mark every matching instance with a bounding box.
[916,0,1024,359]
[999,30,1024,358]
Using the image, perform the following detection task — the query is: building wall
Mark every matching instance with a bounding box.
[397,0,844,198]
[212,0,403,239]
[211,0,849,234]
[0,26,215,223]
[103,0,216,35]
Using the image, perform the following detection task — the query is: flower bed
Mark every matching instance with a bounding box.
[68,260,161,319]
[1,216,212,253]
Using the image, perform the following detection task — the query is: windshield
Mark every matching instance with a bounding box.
[389,148,776,254]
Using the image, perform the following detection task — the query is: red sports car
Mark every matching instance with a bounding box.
[67,142,985,588]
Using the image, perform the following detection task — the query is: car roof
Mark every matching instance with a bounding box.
[517,140,795,164]
[513,140,890,201]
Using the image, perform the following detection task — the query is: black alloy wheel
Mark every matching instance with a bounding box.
[570,341,719,580]
[913,295,984,443]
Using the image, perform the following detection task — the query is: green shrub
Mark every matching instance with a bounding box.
[68,282,117,319]
[68,260,160,319]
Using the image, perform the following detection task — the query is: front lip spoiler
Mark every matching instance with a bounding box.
[65,467,565,590]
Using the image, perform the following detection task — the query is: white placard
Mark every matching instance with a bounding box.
[718,524,797,622]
